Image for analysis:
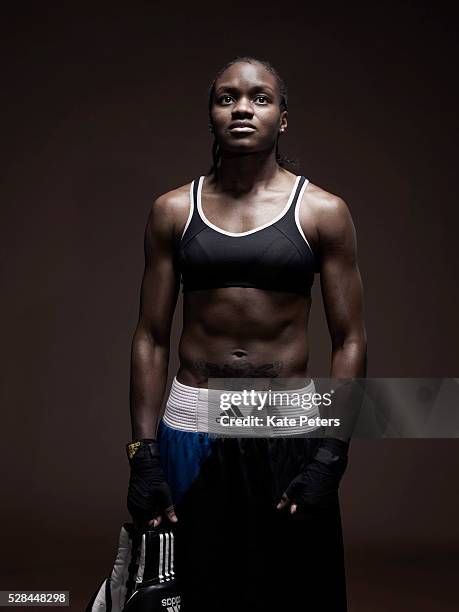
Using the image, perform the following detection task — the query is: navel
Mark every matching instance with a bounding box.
[232,349,248,358]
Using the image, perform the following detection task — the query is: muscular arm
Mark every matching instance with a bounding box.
[317,193,367,440]
[129,195,180,440]
[318,195,367,378]
[278,193,367,514]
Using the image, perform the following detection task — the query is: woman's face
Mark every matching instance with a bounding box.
[210,62,287,156]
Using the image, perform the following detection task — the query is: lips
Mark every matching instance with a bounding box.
[229,127,256,135]
[228,121,256,131]
[228,122,256,135]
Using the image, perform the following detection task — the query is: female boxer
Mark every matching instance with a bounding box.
[126,56,367,612]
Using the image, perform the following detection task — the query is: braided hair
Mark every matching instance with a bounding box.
[207,56,299,178]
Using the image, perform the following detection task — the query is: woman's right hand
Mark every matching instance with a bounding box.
[146,505,178,529]
[126,439,178,528]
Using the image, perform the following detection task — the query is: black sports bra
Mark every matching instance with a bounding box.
[176,175,318,296]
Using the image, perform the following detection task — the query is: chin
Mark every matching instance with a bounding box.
[220,140,265,154]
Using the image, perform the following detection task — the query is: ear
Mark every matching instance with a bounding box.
[280,110,288,133]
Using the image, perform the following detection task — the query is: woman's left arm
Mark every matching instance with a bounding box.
[318,193,367,380]
[277,192,367,515]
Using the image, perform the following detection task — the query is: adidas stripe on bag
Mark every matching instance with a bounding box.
[86,523,181,612]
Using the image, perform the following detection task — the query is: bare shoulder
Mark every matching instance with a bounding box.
[148,180,193,239]
[304,182,355,242]
[303,182,350,221]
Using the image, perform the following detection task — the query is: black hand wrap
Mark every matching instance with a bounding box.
[126,439,174,522]
[285,438,349,511]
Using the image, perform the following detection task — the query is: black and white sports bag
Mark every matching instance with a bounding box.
[86,523,181,612]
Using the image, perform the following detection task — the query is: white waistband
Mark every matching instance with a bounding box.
[163,376,321,435]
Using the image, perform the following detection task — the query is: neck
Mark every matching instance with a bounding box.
[212,146,282,194]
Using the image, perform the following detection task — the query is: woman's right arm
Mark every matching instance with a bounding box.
[129,193,180,440]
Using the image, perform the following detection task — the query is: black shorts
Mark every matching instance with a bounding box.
[157,420,348,612]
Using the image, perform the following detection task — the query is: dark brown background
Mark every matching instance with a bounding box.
[1,2,458,610]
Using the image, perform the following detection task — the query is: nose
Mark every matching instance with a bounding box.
[232,96,254,116]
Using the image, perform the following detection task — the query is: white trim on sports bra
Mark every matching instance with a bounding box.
[196,174,301,237]
[180,181,195,241]
[294,177,314,255]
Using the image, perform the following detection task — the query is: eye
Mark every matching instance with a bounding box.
[218,95,234,105]
[254,95,269,104]
[217,94,270,105]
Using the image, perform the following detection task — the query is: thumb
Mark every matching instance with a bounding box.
[276,492,290,510]
[166,505,178,522]
[148,515,162,528]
